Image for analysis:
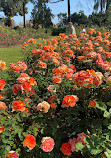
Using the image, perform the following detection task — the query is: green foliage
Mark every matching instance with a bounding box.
[31,0,54,28]
[51,27,66,36]
[0,28,111,157]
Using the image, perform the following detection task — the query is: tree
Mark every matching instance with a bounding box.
[0,0,19,17]
[71,11,88,25]
[31,0,54,28]
[18,0,34,28]
[57,12,68,26]
[94,0,111,12]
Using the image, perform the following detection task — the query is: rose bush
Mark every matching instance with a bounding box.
[0,29,111,157]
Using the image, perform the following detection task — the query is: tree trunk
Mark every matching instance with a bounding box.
[23,2,25,28]
[106,0,110,11]
[101,0,103,12]
[68,0,71,22]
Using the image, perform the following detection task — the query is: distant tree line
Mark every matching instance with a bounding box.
[0,0,111,28]
[57,9,111,27]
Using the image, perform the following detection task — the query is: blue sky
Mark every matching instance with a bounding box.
[0,0,94,25]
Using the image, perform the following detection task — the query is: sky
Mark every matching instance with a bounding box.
[0,0,94,25]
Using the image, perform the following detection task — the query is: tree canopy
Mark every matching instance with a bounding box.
[31,0,54,28]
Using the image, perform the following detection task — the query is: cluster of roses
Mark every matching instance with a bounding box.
[0,28,111,157]
[60,133,87,156]
[6,135,55,158]
[10,61,27,73]
[13,73,37,95]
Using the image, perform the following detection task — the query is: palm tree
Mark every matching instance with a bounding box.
[18,0,34,28]
[94,0,111,12]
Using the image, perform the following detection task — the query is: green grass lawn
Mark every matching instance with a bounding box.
[0,46,23,79]
[0,46,23,66]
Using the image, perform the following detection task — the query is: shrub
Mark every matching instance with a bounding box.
[0,29,111,157]
[51,27,66,36]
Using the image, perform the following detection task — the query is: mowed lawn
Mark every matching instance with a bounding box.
[0,46,23,66]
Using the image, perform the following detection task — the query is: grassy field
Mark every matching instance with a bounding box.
[0,46,23,66]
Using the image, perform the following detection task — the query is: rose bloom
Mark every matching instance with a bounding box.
[88,100,96,108]
[68,64,76,72]
[0,60,7,70]
[29,77,37,85]
[25,108,30,113]
[62,95,79,108]
[13,84,21,95]
[0,101,7,109]
[102,155,106,158]
[10,63,20,73]
[60,143,71,155]
[58,64,69,74]
[50,103,57,109]
[68,137,78,152]
[22,81,32,92]
[52,58,60,65]
[0,125,5,134]
[38,61,47,68]
[47,96,56,104]
[18,61,27,72]
[0,79,5,90]
[13,101,26,111]
[74,70,92,86]
[106,76,111,86]
[52,76,62,84]
[23,134,36,150]
[93,76,102,87]
[47,85,56,93]
[41,137,55,152]
[104,52,111,58]
[37,101,50,113]
[86,51,97,59]
[31,48,37,54]
[17,73,30,84]
[77,56,85,61]
[95,72,103,79]
[77,133,87,146]
[37,43,42,47]
[6,151,19,158]
[65,73,73,80]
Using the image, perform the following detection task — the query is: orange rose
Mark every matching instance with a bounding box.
[47,96,56,104]
[0,79,5,90]
[60,143,71,156]
[88,100,96,108]
[62,95,79,108]
[0,60,7,70]
[93,76,102,87]
[23,134,36,150]
[50,103,57,109]
[0,101,7,109]
[0,125,5,134]
[13,101,26,111]
[38,61,47,69]
[52,76,62,84]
